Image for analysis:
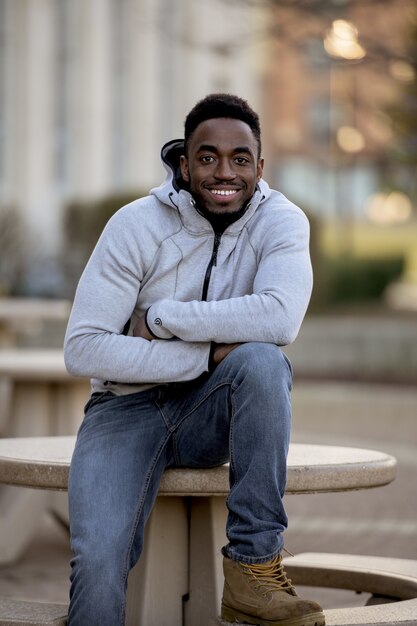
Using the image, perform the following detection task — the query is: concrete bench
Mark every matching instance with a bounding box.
[283,552,417,626]
[0,598,67,625]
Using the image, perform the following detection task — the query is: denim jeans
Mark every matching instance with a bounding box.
[67,342,292,625]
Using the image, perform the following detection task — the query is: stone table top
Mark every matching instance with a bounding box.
[0,437,397,495]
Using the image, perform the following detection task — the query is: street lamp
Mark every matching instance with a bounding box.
[324,19,366,61]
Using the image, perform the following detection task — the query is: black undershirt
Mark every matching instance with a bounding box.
[194,201,249,234]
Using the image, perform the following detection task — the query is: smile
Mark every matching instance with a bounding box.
[209,189,239,196]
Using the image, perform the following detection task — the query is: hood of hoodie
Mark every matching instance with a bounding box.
[150,139,271,222]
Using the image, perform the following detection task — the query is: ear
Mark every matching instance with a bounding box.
[256,157,264,183]
[180,155,189,182]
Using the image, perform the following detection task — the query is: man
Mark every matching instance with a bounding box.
[64,93,325,626]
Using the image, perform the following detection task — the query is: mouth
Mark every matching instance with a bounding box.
[208,188,240,198]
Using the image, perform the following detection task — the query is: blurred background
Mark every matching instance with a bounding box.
[0,0,416,613]
[0,0,416,310]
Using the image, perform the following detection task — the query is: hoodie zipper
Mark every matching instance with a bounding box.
[201,232,222,301]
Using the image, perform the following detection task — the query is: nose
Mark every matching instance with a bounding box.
[214,158,236,180]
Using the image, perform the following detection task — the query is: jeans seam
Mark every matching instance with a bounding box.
[172,380,233,432]
[172,433,181,465]
[227,382,240,535]
[155,399,172,432]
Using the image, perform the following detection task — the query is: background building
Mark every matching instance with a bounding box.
[261,0,415,220]
[0,0,264,294]
[0,0,416,301]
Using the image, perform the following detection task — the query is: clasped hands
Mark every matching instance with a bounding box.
[133,315,241,365]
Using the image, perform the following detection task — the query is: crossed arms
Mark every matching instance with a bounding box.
[64,208,312,384]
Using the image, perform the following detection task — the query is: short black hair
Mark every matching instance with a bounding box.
[184,93,262,157]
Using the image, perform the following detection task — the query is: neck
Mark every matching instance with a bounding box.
[193,200,250,234]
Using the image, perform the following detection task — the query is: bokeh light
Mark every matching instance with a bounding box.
[364,191,413,224]
[324,19,366,61]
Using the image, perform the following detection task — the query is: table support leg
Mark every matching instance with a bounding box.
[0,485,49,564]
[126,497,189,626]
[185,496,228,626]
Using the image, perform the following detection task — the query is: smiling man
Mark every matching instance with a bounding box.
[181,116,263,215]
[64,94,324,626]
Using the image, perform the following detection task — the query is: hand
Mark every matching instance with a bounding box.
[213,343,242,365]
[133,316,154,340]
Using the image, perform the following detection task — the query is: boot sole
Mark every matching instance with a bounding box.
[221,604,325,626]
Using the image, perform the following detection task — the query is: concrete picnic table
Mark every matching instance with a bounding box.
[0,298,71,347]
[0,349,89,437]
[0,436,397,626]
[0,349,89,563]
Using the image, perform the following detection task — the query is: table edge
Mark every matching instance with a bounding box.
[0,446,397,494]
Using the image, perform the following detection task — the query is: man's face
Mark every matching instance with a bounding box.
[180,117,264,215]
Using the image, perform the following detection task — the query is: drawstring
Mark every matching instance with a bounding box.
[168,192,178,209]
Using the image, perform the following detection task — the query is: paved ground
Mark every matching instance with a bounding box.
[0,380,416,612]
[286,380,417,608]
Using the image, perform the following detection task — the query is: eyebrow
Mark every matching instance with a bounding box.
[196,144,254,156]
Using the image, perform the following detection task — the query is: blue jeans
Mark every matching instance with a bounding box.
[68,342,292,625]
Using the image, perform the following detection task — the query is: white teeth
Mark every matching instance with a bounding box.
[210,189,237,196]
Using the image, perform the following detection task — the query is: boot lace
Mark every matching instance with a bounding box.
[241,553,296,597]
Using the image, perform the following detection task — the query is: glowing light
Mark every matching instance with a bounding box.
[365,192,413,224]
[389,60,415,83]
[324,19,366,60]
[336,126,365,153]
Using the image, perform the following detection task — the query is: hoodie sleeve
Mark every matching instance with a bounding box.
[64,211,210,383]
[146,208,313,346]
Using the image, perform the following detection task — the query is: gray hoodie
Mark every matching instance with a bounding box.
[64,140,313,396]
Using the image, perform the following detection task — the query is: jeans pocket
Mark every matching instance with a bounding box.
[282,351,293,376]
[84,391,116,414]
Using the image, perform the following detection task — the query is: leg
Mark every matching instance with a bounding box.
[211,344,324,625]
[169,343,324,625]
[172,342,292,562]
[67,389,171,626]
[221,342,292,563]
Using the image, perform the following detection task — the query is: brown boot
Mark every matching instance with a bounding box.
[221,554,325,626]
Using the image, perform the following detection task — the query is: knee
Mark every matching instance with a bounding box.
[227,343,292,390]
[226,344,292,450]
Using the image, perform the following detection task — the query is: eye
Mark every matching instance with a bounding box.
[235,156,250,165]
[201,155,215,164]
